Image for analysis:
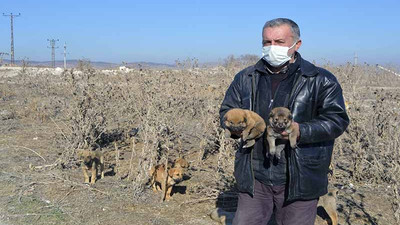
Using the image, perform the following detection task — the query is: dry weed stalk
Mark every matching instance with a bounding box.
[114,142,120,173]
[127,137,136,181]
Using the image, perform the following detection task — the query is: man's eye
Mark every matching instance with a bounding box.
[263,40,271,45]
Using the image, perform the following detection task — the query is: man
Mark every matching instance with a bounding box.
[219,18,349,225]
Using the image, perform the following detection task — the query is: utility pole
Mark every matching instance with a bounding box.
[0,52,9,65]
[63,42,67,69]
[3,13,21,65]
[47,39,59,68]
[354,52,358,65]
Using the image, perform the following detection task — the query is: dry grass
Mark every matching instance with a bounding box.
[1,59,400,224]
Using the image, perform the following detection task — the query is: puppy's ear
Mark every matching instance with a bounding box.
[222,113,228,127]
[77,150,83,158]
[223,110,232,121]
[269,112,274,118]
[168,168,175,177]
[89,151,96,159]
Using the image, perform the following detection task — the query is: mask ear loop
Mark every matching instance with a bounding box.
[288,41,298,58]
[289,41,298,49]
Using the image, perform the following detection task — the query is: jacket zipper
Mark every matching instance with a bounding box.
[267,78,282,186]
[250,73,257,196]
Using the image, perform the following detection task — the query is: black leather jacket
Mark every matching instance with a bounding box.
[219,55,349,201]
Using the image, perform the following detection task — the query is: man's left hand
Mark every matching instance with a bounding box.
[280,122,300,140]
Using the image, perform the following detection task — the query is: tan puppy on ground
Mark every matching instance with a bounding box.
[266,107,299,159]
[149,163,183,200]
[318,188,339,225]
[223,108,266,148]
[77,149,105,184]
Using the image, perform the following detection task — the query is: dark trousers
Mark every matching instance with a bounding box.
[233,180,318,225]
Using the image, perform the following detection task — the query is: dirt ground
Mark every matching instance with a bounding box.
[0,65,399,225]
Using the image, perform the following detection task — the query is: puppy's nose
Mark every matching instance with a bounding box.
[277,123,286,128]
[231,126,244,132]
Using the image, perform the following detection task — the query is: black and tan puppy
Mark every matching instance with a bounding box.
[266,107,299,159]
[77,149,105,184]
[318,188,339,225]
[223,108,266,148]
[149,163,183,200]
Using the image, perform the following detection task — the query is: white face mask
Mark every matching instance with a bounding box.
[262,41,297,67]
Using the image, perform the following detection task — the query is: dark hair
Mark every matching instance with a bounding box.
[263,18,300,42]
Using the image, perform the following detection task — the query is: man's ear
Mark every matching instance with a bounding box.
[295,39,302,51]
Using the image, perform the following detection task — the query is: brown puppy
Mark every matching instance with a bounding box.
[266,107,299,159]
[223,108,266,148]
[77,149,105,184]
[318,188,339,225]
[149,164,183,200]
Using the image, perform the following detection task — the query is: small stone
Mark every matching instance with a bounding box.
[0,110,14,120]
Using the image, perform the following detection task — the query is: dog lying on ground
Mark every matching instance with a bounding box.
[266,107,299,159]
[149,163,184,200]
[77,149,105,184]
[318,188,339,225]
[223,108,266,148]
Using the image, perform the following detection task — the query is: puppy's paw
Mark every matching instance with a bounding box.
[243,139,255,148]
[268,147,276,157]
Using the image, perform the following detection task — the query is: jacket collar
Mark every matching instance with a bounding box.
[254,52,318,77]
[298,53,319,77]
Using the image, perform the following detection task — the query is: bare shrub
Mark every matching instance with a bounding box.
[56,68,112,167]
[332,64,400,222]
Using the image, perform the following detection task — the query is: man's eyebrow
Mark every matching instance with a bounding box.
[262,39,285,44]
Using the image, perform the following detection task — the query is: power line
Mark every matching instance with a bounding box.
[47,39,59,68]
[3,13,21,65]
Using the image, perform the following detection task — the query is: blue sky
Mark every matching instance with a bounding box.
[1,0,399,66]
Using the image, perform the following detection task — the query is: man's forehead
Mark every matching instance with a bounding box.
[263,24,293,40]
